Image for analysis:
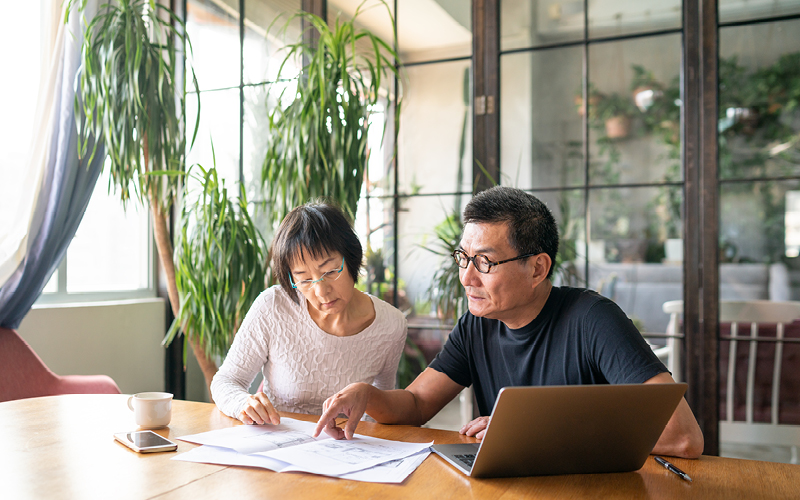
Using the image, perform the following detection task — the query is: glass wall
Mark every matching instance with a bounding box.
[500,0,683,340]
[718,18,800,302]
[393,1,472,333]
[186,0,301,237]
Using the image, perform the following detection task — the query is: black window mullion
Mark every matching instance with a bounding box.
[239,0,245,186]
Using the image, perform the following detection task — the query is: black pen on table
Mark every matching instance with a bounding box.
[654,456,692,482]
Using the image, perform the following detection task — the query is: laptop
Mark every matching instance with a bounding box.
[431,383,687,478]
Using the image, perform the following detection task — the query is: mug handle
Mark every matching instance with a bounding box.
[127,396,135,412]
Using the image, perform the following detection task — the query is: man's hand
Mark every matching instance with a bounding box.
[460,416,490,440]
[313,382,372,440]
[238,392,280,425]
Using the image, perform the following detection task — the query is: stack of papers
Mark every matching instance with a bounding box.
[173,418,432,483]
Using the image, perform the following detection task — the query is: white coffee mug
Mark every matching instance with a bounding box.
[127,392,173,429]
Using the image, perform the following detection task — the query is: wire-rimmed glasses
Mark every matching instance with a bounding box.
[289,257,345,290]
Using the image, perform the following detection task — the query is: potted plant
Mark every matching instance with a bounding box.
[641,75,681,147]
[420,213,466,324]
[630,64,664,112]
[163,166,268,366]
[593,92,637,139]
[574,83,601,117]
[719,56,762,136]
[68,0,224,387]
[761,52,800,115]
[260,2,400,227]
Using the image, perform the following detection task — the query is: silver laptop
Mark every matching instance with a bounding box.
[431,383,687,478]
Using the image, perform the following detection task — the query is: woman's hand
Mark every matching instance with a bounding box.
[238,392,281,425]
[460,416,490,440]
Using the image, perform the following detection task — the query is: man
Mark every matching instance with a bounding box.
[315,186,704,459]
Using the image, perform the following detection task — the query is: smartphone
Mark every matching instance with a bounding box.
[114,430,178,453]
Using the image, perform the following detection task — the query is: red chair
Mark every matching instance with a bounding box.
[0,327,120,402]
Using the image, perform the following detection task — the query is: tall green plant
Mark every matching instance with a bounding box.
[261,2,400,226]
[67,0,218,385]
[421,213,466,324]
[164,167,268,361]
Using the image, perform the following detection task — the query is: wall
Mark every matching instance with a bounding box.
[16,298,207,400]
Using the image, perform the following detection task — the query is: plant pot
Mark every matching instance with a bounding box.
[725,107,760,136]
[664,238,683,262]
[575,239,606,263]
[605,115,631,139]
[632,86,662,112]
[575,94,599,117]
[616,238,647,263]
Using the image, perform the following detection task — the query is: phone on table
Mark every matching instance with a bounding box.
[114,430,178,453]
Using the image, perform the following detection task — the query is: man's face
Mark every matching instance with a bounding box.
[458,222,539,325]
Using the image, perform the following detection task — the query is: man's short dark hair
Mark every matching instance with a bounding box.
[463,186,559,279]
[271,201,362,303]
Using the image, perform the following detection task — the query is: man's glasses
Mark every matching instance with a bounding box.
[452,249,536,274]
[289,257,345,290]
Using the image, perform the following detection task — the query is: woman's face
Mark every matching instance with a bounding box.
[289,250,356,316]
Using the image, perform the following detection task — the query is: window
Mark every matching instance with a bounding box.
[19,3,155,304]
[39,166,155,303]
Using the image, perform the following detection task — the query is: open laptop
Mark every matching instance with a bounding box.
[431,383,687,478]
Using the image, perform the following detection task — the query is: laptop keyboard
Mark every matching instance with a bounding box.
[455,453,476,468]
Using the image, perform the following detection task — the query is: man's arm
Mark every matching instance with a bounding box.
[646,372,705,459]
[314,368,464,439]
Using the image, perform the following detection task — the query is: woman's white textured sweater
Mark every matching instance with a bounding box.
[211,285,407,418]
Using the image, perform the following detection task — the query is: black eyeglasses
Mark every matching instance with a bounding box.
[452,249,536,274]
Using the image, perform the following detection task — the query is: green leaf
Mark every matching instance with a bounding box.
[260,1,401,227]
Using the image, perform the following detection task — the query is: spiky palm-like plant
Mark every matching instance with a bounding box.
[67,0,221,386]
[261,1,400,226]
[164,166,268,363]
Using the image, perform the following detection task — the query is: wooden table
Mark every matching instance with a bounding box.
[2,395,798,499]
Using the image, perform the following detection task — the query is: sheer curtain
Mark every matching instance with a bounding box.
[0,0,105,328]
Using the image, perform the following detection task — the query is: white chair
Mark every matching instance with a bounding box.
[661,300,684,380]
[663,300,800,463]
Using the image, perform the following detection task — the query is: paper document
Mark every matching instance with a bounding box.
[178,418,327,454]
[173,417,432,482]
[174,445,431,483]
[261,434,431,476]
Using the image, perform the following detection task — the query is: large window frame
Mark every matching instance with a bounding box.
[177,0,800,453]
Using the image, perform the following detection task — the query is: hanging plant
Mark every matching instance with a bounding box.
[593,93,637,139]
[630,64,664,112]
[261,1,400,226]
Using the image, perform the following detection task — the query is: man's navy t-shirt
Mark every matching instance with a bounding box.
[428,286,667,415]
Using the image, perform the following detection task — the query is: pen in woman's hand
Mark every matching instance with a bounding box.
[655,456,692,482]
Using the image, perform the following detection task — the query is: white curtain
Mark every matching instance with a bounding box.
[0,1,67,286]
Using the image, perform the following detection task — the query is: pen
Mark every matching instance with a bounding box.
[655,456,692,482]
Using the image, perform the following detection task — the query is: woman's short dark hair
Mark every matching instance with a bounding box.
[463,186,559,279]
[271,201,362,303]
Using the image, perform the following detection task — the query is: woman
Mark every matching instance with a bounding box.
[210,202,407,425]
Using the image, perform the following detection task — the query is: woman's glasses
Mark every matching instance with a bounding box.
[289,258,345,290]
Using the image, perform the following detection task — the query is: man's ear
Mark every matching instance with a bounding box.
[530,253,552,284]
